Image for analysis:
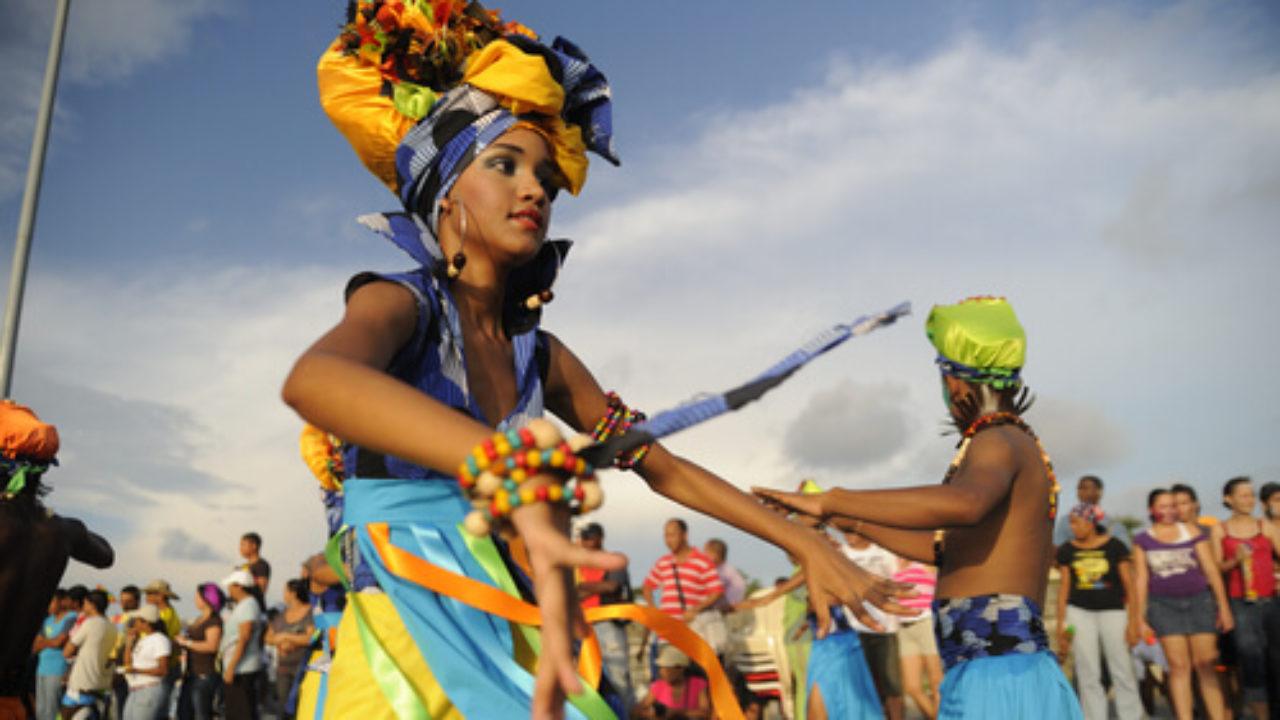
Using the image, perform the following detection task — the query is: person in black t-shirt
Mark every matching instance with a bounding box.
[1055,503,1143,720]
[239,532,272,595]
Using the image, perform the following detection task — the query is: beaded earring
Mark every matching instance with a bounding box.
[523,240,564,310]
[442,199,467,279]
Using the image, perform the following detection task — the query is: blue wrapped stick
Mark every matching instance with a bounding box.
[578,301,912,468]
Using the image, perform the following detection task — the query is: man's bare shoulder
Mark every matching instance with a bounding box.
[955,426,1021,478]
[972,421,1043,467]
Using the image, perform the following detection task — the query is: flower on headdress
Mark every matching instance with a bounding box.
[321,0,617,208]
[300,424,345,492]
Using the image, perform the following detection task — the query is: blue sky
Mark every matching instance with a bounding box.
[2,0,1278,615]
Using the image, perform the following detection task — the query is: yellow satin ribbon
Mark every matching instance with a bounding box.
[367,523,744,720]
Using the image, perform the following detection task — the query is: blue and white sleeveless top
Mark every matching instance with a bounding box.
[341,211,562,483]
[341,266,545,481]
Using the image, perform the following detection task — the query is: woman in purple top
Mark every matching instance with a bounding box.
[1132,488,1233,720]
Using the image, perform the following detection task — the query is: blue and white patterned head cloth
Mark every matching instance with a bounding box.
[395,35,618,237]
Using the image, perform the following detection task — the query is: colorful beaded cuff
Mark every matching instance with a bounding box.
[456,418,602,536]
[590,391,651,470]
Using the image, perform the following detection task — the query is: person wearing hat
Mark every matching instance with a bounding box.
[141,579,183,715]
[1053,475,1131,548]
[633,647,709,719]
[122,604,171,720]
[756,296,1083,719]
[281,2,910,718]
[1055,502,1143,720]
[0,401,113,720]
[219,570,265,720]
[141,581,182,639]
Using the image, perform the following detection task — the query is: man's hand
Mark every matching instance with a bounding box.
[222,667,235,685]
[510,489,626,720]
[793,534,916,636]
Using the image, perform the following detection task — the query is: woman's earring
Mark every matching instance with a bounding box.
[524,241,564,310]
[447,200,467,279]
[524,289,554,310]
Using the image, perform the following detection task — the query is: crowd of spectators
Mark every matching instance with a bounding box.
[1052,475,1280,720]
[23,531,330,720]
[23,472,1280,720]
[578,472,1280,720]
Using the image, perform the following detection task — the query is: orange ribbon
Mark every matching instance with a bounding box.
[367,522,743,720]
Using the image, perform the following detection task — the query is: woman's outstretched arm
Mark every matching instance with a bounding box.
[541,332,916,633]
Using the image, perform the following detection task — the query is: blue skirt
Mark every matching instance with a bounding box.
[805,628,883,719]
[937,651,1081,719]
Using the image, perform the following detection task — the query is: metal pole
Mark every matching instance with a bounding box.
[0,0,72,398]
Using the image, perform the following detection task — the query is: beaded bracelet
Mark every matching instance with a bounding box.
[457,418,602,537]
[591,391,652,470]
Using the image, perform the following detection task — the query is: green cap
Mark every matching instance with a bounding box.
[925,296,1025,388]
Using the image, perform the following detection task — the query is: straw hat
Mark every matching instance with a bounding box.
[142,579,179,600]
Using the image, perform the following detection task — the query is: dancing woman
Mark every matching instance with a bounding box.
[282,3,907,718]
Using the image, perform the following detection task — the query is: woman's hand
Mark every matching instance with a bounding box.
[1124,620,1140,649]
[752,487,825,522]
[793,534,916,635]
[510,488,626,720]
[1216,606,1235,633]
[1140,620,1156,645]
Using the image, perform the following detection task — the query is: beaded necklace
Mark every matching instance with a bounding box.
[932,411,1059,566]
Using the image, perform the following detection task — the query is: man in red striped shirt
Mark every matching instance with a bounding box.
[643,519,725,621]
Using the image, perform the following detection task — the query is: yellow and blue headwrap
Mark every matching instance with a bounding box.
[317,1,618,239]
[925,296,1026,390]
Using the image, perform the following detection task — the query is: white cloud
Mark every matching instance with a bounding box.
[159,528,225,563]
[784,380,913,470]
[29,263,340,612]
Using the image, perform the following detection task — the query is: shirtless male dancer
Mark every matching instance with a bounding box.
[0,403,113,720]
[755,297,1083,719]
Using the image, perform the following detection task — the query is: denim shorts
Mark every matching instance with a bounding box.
[1147,591,1217,637]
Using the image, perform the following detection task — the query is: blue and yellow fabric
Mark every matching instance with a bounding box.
[317,0,617,237]
[305,264,741,717]
[292,585,345,720]
[933,595,1081,719]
